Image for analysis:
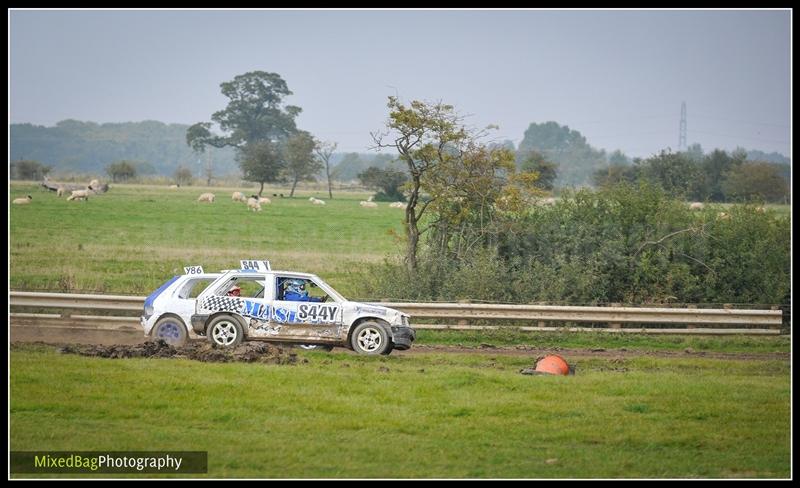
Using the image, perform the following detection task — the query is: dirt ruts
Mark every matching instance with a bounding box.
[50,340,301,364]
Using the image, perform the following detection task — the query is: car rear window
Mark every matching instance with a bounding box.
[178,278,215,299]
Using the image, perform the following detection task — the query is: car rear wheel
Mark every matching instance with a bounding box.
[350,321,393,355]
[152,316,188,347]
[206,315,244,348]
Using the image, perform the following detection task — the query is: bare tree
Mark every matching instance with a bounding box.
[315,141,337,199]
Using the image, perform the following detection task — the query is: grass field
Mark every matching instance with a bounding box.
[10,182,405,297]
[10,181,791,300]
[418,329,790,353]
[10,344,790,478]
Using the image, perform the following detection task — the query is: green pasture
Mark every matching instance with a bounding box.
[416,329,790,353]
[10,182,405,297]
[10,345,790,478]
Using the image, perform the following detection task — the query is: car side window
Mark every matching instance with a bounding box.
[178,279,214,299]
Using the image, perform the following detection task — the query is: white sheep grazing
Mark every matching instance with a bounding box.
[308,197,316,202]
[56,186,65,197]
[755,206,766,213]
[258,197,272,204]
[197,193,215,203]
[360,200,378,208]
[89,179,100,189]
[717,212,730,220]
[689,202,705,210]
[12,195,32,205]
[67,190,91,201]
[389,201,407,209]
[247,197,262,212]
[232,191,246,202]
[312,198,325,205]
[169,184,180,189]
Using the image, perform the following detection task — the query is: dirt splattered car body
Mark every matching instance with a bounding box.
[142,264,414,355]
[141,271,222,345]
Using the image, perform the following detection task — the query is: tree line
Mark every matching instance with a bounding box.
[593,148,790,204]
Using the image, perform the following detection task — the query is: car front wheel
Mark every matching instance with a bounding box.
[206,315,244,348]
[350,321,393,355]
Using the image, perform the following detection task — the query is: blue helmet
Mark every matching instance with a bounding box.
[286,279,306,295]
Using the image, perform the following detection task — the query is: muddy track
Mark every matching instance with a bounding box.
[12,340,303,365]
[11,339,789,362]
[398,344,790,361]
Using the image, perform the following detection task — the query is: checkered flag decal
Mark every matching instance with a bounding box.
[200,295,243,314]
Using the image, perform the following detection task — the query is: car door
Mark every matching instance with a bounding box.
[268,275,343,343]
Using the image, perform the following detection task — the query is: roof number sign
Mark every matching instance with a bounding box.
[184,265,205,275]
[240,260,271,271]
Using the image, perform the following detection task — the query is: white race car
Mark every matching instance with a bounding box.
[141,261,415,355]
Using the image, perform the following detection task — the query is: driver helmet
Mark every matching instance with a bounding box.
[286,279,306,295]
[227,285,241,297]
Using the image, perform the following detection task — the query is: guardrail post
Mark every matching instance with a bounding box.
[457,300,469,327]
[770,306,782,330]
[609,303,622,329]
[687,304,697,329]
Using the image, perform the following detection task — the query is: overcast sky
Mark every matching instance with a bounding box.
[9,9,791,158]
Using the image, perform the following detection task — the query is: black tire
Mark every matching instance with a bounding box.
[151,316,188,347]
[206,315,244,348]
[298,344,334,352]
[350,321,393,355]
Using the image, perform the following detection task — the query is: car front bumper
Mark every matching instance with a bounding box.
[390,326,416,350]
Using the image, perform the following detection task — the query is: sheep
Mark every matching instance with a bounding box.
[310,197,326,205]
[389,201,407,209]
[197,193,215,203]
[169,184,180,189]
[755,206,766,213]
[232,191,247,202]
[717,212,730,220]
[247,196,262,212]
[360,200,378,208]
[12,195,32,205]
[67,189,92,201]
[56,186,65,197]
[89,179,100,189]
[258,197,272,204]
[689,202,705,210]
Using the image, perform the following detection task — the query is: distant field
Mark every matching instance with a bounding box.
[10,345,790,478]
[9,182,791,298]
[10,182,405,297]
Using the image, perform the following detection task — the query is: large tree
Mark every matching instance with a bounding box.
[371,97,470,272]
[284,131,322,197]
[186,71,302,188]
[237,140,285,196]
[722,161,790,203]
[357,166,408,202]
[518,121,607,187]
